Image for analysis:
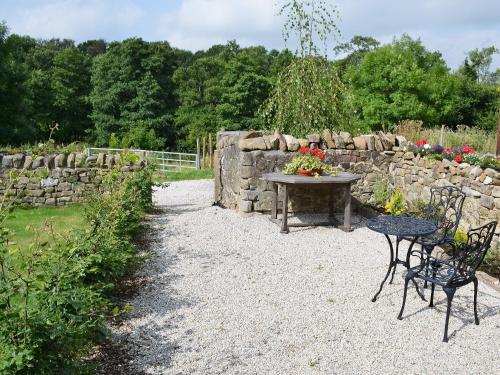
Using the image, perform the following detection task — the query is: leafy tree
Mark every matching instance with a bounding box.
[89,38,178,149]
[78,39,107,57]
[264,0,350,136]
[459,46,499,83]
[333,35,380,76]
[51,47,92,142]
[346,35,463,131]
[0,23,34,144]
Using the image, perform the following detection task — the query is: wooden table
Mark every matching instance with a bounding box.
[261,172,361,234]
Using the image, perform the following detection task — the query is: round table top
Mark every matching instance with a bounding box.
[367,215,437,237]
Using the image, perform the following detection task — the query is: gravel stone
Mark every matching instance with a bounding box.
[114,180,500,375]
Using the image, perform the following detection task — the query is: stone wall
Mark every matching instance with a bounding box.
[0,152,145,206]
[214,131,500,235]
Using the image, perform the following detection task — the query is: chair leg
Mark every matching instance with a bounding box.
[442,287,456,342]
[398,276,411,320]
[473,278,479,325]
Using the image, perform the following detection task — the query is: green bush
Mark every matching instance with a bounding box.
[0,166,153,374]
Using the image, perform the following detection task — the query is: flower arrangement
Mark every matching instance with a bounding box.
[411,139,499,169]
[283,147,338,177]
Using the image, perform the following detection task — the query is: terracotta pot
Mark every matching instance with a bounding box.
[297,168,322,177]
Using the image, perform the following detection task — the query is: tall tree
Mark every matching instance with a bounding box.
[89,38,179,149]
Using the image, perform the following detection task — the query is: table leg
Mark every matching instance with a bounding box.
[280,184,289,234]
[341,184,352,232]
[328,187,334,221]
[372,234,395,302]
[404,236,427,301]
[389,237,402,284]
[271,182,278,220]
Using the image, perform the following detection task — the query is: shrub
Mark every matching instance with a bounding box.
[0,166,153,373]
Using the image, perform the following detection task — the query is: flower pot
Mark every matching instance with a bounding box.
[297,168,322,177]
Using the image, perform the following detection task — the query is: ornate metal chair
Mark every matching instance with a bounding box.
[409,185,466,256]
[398,221,497,342]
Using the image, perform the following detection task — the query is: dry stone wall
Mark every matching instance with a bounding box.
[0,152,145,207]
[214,130,500,236]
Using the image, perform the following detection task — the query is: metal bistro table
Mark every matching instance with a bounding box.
[262,172,361,234]
[367,215,437,302]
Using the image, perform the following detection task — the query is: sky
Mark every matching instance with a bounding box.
[1,0,499,70]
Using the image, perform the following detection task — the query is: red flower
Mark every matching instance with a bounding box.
[299,147,310,155]
[445,147,451,153]
[421,139,427,145]
[462,145,475,154]
[314,149,326,159]
[415,140,421,147]
[454,155,462,163]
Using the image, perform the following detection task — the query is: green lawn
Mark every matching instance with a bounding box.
[154,168,214,182]
[4,205,85,249]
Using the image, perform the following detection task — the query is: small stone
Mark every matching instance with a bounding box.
[323,129,335,149]
[306,134,320,143]
[12,154,25,168]
[239,137,267,151]
[269,134,280,150]
[492,187,500,198]
[364,135,376,151]
[395,135,408,148]
[240,131,263,140]
[55,154,67,168]
[75,153,86,167]
[1,155,13,168]
[274,131,287,152]
[403,152,414,160]
[239,200,253,213]
[377,131,394,150]
[96,153,106,167]
[332,133,345,149]
[283,135,300,152]
[32,156,45,168]
[462,186,481,198]
[480,195,495,209]
[483,176,493,185]
[353,136,367,150]
[298,139,309,148]
[23,156,33,169]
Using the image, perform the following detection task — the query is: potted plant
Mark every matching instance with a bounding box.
[283,147,338,177]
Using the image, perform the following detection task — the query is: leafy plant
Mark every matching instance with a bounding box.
[282,147,338,176]
[372,179,392,207]
[384,189,405,216]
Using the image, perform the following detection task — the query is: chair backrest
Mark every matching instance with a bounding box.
[425,186,466,243]
[456,221,497,279]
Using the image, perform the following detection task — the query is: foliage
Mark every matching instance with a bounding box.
[89,38,178,149]
[0,166,153,373]
[347,35,466,132]
[372,179,392,207]
[262,56,353,136]
[384,189,405,216]
[278,0,341,57]
[282,147,338,176]
[173,42,292,149]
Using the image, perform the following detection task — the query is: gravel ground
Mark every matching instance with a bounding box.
[114,179,500,375]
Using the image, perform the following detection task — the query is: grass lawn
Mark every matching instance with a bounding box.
[154,168,214,182]
[4,205,85,249]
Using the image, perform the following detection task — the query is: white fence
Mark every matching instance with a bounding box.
[87,147,200,172]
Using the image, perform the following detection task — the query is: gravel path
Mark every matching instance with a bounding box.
[115,180,500,374]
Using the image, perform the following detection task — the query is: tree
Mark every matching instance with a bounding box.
[89,38,178,149]
[333,35,380,76]
[51,47,92,142]
[0,23,35,144]
[459,46,499,83]
[263,0,350,136]
[346,35,463,131]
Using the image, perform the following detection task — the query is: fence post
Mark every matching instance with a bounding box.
[196,138,201,169]
[208,133,213,169]
[439,125,445,146]
[202,136,206,169]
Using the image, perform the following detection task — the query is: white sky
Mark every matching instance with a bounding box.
[1,0,499,70]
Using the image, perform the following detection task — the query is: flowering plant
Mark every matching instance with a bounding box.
[384,189,405,216]
[283,147,338,177]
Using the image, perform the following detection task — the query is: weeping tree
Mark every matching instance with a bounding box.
[261,0,352,136]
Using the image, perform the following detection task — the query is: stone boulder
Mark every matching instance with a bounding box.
[12,154,25,169]
[67,153,76,168]
[395,135,408,148]
[96,153,106,167]
[332,132,345,149]
[240,130,263,140]
[323,129,335,149]
[54,153,67,168]
[273,131,287,152]
[239,137,267,151]
[364,135,376,151]
[1,155,13,168]
[23,156,33,169]
[353,136,367,150]
[284,135,300,152]
[377,131,394,151]
[32,156,45,169]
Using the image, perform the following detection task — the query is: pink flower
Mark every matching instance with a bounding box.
[454,155,462,163]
